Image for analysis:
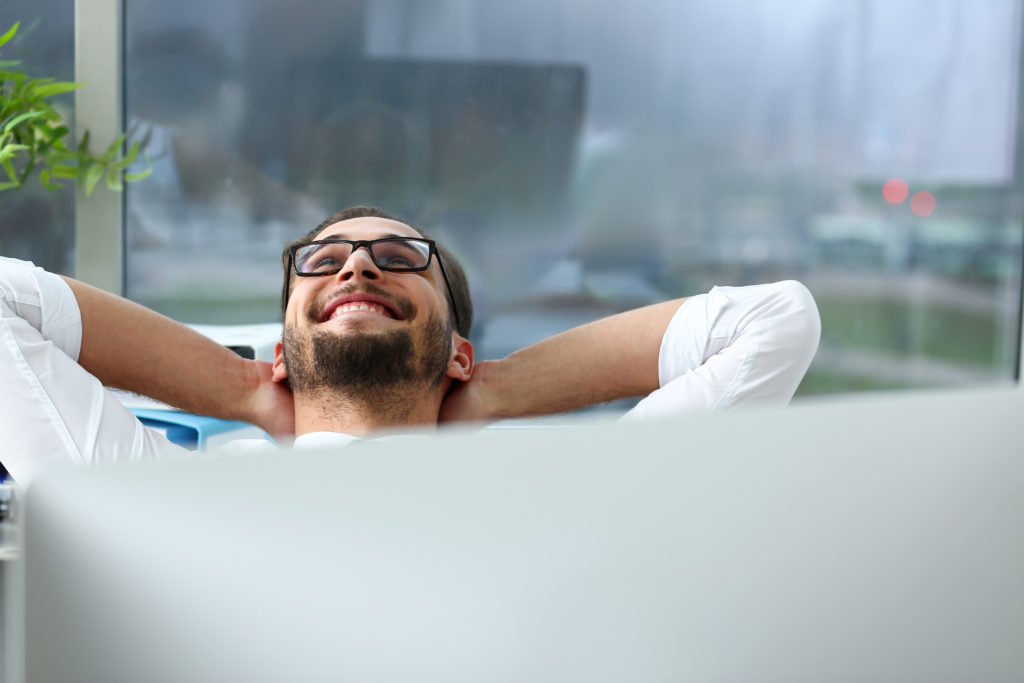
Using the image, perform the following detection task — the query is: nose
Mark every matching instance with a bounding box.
[334,245,381,283]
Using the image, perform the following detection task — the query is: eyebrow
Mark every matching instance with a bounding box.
[316,232,413,241]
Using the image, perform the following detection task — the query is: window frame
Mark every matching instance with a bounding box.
[74,0,124,294]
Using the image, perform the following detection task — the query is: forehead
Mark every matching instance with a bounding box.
[313,216,423,242]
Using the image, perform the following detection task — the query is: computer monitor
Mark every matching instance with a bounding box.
[276,57,585,220]
[11,387,1024,682]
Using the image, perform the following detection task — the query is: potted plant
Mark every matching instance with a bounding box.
[0,20,149,196]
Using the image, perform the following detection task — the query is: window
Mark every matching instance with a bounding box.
[123,0,1024,397]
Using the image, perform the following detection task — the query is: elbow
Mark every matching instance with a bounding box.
[761,280,823,374]
[772,280,822,368]
[777,280,821,340]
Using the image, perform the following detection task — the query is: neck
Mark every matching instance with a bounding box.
[292,382,446,437]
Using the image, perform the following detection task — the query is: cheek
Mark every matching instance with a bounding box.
[410,279,445,316]
[285,300,300,323]
[286,283,317,321]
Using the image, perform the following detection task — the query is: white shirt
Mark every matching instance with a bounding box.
[0,257,820,483]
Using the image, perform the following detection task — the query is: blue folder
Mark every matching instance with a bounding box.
[131,408,264,450]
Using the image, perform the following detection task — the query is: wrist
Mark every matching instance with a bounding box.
[233,359,268,425]
[471,358,521,420]
[469,360,500,420]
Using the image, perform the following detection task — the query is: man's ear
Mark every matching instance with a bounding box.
[446,333,473,382]
[272,341,289,383]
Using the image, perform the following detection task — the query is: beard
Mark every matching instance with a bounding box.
[281,311,453,403]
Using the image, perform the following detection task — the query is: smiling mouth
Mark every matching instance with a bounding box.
[315,289,407,323]
[328,302,394,320]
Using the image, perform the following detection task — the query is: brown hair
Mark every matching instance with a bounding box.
[280,206,473,337]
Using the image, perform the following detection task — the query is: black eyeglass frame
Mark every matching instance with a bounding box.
[286,237,461,332]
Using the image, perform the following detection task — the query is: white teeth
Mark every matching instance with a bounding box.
[329,302,389,319]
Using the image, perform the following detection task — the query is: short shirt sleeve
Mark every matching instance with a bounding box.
[0,257,190,483]
[624,280,820,420]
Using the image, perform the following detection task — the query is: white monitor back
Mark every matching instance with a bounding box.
[14,387,1024,683]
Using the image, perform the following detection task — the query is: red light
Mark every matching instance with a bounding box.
[882,178,909,204]
[910,191,936,217]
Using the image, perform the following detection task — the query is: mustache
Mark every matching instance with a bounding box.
[308,283,416,321]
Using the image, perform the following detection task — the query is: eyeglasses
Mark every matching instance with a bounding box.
[287,237,461,331]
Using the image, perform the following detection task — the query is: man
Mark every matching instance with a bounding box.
[0,206,820,483]
[274,206,475,440]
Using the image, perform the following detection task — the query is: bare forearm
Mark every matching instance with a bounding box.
[471,298,686,419]
[62,277,263,424]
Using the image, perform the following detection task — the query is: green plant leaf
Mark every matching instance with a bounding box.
[0,144,28,162]
[31,81,82,100]
[83,162,103,195]
[124,167,152,183]
[0,22,19,50]
[22,76,55,88]
[2,158,19,184]
[99,132,127,161]
[105,167,123,191]
[26,103,63,124]
[21,77,55,100]
[18,157,36,184]
[0,60,22,68]
[43,149,78,164]
[50,163,78,178]
[0,181,20,190]
[109,140,141,170]
[77,130,90,153]
[38,168,62,191]
[2,109,46,134]
[33,123,68,151]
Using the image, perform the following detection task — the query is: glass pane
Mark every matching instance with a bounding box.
[0,0,76,275]
[124,0,1024,397]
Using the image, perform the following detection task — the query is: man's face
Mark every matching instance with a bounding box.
[277,217,458,393]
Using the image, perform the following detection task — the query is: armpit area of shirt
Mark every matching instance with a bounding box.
[657,294,710,386]
[37,267,83,361]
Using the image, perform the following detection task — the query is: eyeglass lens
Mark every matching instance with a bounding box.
[295,239,431,274]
